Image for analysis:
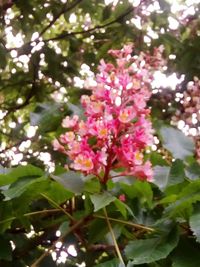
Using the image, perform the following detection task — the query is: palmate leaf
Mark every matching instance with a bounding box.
[125,227,179,264]
[153,159,185,191]
[189,206,200,243]
[30,102,62,133]
[95,258,122,267]
[0,164,43,187]
[160,126,195,160]
[165,180,200,218]
[171,238,200,267]
[90,192,116,212]
[51,171,84,194]
[0,236,12,261]
[185,162,200,180]
[3,176,47,200]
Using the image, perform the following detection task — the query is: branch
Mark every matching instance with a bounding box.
[43,6,135,42]
[7,5,135,51]
[41,193,75,222]
[0,209,61,226]
[30,215,91,267]
[39,0,83,37]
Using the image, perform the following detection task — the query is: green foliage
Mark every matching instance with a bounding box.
[189,205,200,243]
[125,227,179,264]
[90,192,116,212]
[160,127,195,160]
[51,171,84,194]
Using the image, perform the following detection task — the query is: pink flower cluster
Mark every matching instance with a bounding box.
[53,45,163,183]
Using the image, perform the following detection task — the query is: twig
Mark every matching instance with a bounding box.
[0,209,61,225]
[39,0,83,37]
[103,207,125,266]
[43,6,134,43]
[94,214,155,232]
[30,216,89,267]
[41,193,75,222]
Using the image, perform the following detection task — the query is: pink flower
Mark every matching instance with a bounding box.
[62,115,79,128]
[60,132,75,143]
[52,139,66,153]
[130,161,153,181]
[119,194,126,202]
[72,154,94,172]
[119,107,136,123]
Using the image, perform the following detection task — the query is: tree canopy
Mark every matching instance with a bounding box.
[0,0,200,266]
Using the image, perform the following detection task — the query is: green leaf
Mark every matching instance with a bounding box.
[0,201,13,233]
[171,238,200,267]
[0,44,7,69]
[102,5,112,21]
[84,178,101,194]
[168,159,185,186]
[51,171,84,194]
[185,162,200,180]
[153,160,185,191]
[0,164,43,187]
[68,102,84,118]
[45,181,74,204]
[88,219,110,243]
[150,152,169,166]
[0,236,12,261]
[160,126,195,160]
[165,180,200,218]
[121,180,153,205]
[3,176,46,200]
[153,166,170,191]
[125,227,179,264]
[114,199,127,218]
[90,192,116,212]
[30,102,61,133]
[189,206,200,243]
[95,258,121,267]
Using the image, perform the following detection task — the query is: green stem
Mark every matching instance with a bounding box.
[103,208,125,266]
[94,214,154,232]
[40,193,75,222]
[0,209,60,225]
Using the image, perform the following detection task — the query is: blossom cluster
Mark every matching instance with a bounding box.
[53,45,164,183]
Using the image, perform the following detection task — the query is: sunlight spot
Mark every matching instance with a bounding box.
[51,251,57,261]
[144,35,151,44]
[129,0,141,7]
[10,50,17,58]
[152,71,185,90]
[69,13,77,24]
[56,230,61,237]
[68,245,77,257]
[26,126,38,138]
[8,122,16,128]
[105,0,119,5]
[131,16,142,29]
[168,16,179,30]
[31,32,39,41]
[74,77,84,88]
[178,120,185,130]
[56,241,62,249]
[115,96,121,106]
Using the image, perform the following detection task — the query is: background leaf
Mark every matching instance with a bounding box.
[160,127,195,160]
[125,227,179,264]
[90,192,116,212]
